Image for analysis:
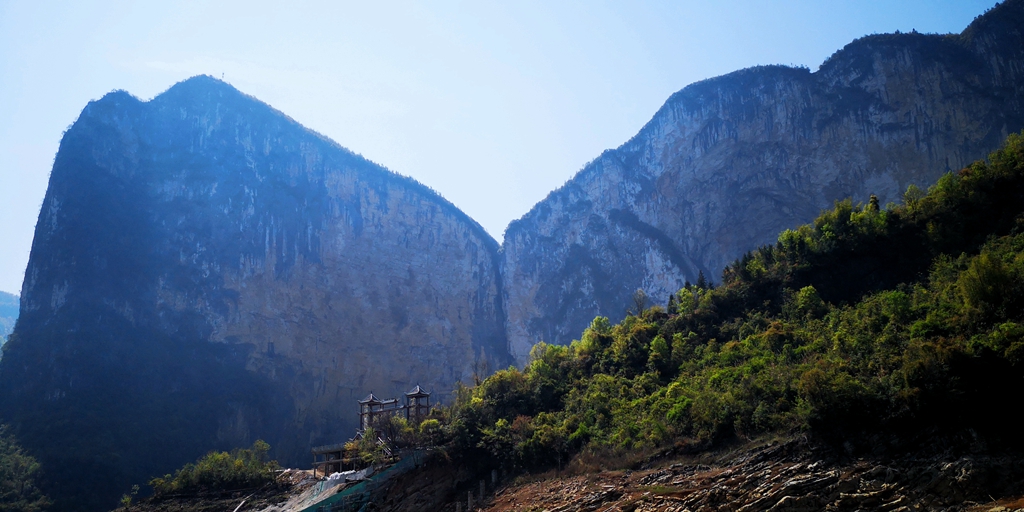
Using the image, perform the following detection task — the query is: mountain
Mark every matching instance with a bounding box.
[443,131,1024,491]
[0,291,16,343]
[4,2,1024,510]
[0,77,509,511]
[501,0,1024,363]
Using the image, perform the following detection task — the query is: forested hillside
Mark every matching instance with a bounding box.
[436,132,1024,470]
[501,0,1024,363]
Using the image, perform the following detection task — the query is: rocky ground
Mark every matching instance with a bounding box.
[124,453,474,512]
[124,440,1024,512]
[474,440,1024,512]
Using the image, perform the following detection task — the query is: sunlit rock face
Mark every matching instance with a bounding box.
[0,76,509,510]
[501,2,1024,363]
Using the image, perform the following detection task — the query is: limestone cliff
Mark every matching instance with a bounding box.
[0,76,508,511]
[502,0,1024,363]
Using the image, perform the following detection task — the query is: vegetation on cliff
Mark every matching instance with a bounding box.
[435,132,1024,471]
[147,440,279,497]
[0,426,50,511]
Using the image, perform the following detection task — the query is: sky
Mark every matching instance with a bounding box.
[0,0,997,296]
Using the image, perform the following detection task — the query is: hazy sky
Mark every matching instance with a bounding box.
[0,0,996,295]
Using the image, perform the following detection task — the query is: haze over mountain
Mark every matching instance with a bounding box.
[0,1,1022,510]
[0,291,16,343]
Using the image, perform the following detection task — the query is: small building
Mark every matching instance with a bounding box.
[357,386,432,431]
[405,385,430,423]
[314,386,432,476]
[310,442,347,477]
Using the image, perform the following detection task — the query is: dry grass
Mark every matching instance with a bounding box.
[642,484,689,497]
[995,495,1024,509]
[565,444,664,475]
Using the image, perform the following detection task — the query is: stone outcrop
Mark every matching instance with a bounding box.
[478,439,1024,512]
[501,0,1024,362]
[128,440,1024,512]
[0,76,508,511]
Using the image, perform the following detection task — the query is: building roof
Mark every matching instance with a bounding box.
[405,385,430,397]
[358,393,382,404]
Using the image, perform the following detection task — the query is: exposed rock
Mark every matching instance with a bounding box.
[0,76,509,511]
[501,0,1024,362]
[473,440,1024,512]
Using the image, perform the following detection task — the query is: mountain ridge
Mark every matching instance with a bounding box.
[86,75,500,252]
[500,0,1024,363]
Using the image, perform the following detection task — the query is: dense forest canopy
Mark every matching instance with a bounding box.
[427,132,1024,470]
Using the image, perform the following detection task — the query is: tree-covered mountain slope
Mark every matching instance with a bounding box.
[437,132,1024,472]
[501,0,1024,363]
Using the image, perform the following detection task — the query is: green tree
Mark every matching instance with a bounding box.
[647,335,671,374]
[0,426,50,511]
[148,440,279,496]
[353,428,389,466]
[119,485,139,510]
[419,419,442,445]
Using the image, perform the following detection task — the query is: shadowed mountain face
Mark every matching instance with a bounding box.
[501,0,1024,363]
[0,77,509,511]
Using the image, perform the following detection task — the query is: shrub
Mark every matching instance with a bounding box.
[149,440,279,496]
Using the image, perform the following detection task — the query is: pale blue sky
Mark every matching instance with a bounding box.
[0,0,995,295]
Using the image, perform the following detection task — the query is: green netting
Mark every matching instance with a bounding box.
[299,451,427,512]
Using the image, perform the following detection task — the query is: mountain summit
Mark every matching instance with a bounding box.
[501,0,1024,362]
[0,75,509,511]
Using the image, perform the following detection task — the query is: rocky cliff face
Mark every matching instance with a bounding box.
[502,0,1024,363]
[0,77,508,510]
